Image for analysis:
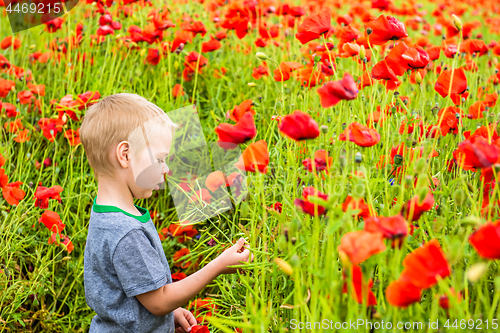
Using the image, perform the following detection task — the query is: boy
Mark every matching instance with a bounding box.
[81,93,253,333]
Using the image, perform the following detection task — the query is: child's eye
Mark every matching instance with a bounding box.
[157,158,164,164]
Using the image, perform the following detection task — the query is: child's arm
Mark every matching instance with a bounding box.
[136,237,252,316]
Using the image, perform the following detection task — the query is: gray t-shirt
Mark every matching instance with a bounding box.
[84,197,175,332]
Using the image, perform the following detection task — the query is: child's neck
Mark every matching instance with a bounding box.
[95,177,143,216]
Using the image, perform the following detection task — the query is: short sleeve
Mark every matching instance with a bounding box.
[113,229,168,297]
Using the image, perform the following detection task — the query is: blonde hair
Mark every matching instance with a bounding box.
[80,93,179,181]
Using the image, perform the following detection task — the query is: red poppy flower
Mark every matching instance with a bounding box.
[34,185,63,209]
[39,210,66,234]
[190,325,210,333]
[295,11,332,44]
[437,106,462,136]
[453,136,500,171]
[226,100,255,122]
[48,232,74,254]
[97,25,114,36]
[483,92,498,107]
[401,193,435,222]
[273,62,291,82]
[0,168,8,189]
[173,248,192,268]
[202,38,221,52]
[145,48,160,65]
[168,223,198,243]
[302,149,333,173]
[338,230,386,265]
[203,171,224,193]
[342,196,374,219]
[364,215,408,240]
[468,101,485,119]
[294,186,329,216]
[171,270,187,282]
[366,15,408,46]
[17,90,33,105]
[27,82,45,96]
[215,112,256,149]
[460,39,488,56]
[371,59,398,81]
[400,239,451,289]
[278,110,319,141]
[338,25,361,45]
[1,36,21,50]
[173,84,184,98]
[183,21,207,37]
[434,67,467,101]
[317,72,358,108]
[2,181,25,206]
[64,129,80,146]
[190,188,212,204]
[339,122,381,147]
[235,140,269,174]
[469,221,500,260]
[0,79,15,99]
[252,63,269,80]
[342,265,377,306]
[426,45,442,61]
[439,288,462,309]
[386,278,421,308]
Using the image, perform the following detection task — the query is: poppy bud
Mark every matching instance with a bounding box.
[452,14,463,32]
[313,55,321,63]
[255,52,268,61]
[174,44,184,54]
[454,189,465,206]
[339,155,346,169]
[415,158,426,174]
[393,154,403,166]
[28,181,33,188]
[467,262,488,283]
[320,125,328,133]
[417,186,428,203]
[415,71,422,84]
[354,152,362,163]
[404,175,413,186]
[359,45,366,61]
[366,27,373,35]
[274,258,293,275]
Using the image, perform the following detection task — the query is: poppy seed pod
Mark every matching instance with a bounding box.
[355,152,362,163]
[393,154,403,166]
[452,14,463,32]
[366,27,373,35]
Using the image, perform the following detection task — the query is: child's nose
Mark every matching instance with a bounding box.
[162,163,169,175]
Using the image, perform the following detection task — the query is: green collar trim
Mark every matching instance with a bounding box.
[92,197,151,223]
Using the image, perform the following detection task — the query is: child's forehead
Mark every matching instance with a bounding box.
[148,130,173,150]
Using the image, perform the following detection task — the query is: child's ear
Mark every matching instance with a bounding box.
[116,141,131,167]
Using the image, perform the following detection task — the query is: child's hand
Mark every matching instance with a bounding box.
[174,307,197,333]
[214,238,254,274]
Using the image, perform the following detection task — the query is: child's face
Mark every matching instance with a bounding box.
[129,129,173,198]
